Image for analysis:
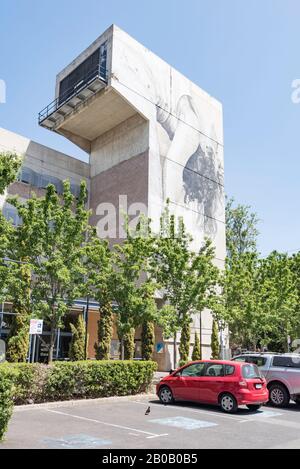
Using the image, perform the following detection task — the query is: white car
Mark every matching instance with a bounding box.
[233,353,300,407]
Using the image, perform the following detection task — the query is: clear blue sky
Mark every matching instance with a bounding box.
[1,0,299,255]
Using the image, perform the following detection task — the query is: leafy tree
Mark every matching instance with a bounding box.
[111,218,158,360]
[0,151,22,196]
[211,320,220,359]
[4,197,41,362]
[85,237,114,361]
[152,203,219,367]
[192,332,201,361]
[141,321,155,361]
[226,197,259,258]
[8,181,92,364]
[69,314,86,361]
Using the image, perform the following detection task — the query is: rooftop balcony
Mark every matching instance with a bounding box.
[38,65,108,131]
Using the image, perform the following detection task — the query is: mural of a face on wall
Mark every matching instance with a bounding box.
[114,34,224,238]
[156,93,224,238]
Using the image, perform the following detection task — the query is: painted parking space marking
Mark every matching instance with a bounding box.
[132,400,247,422]
[251,410,282,418]
[42,434,111,449]
[149,416,218,430]
[45,409,168,439]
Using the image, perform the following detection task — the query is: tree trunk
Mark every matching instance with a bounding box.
[48,327,56,364]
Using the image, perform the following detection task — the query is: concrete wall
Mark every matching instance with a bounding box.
[0,127,90,204]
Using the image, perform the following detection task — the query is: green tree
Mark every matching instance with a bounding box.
[9,181,92,364]
[85,237,114,361]
[69,314,86,361]
[0,151,22,196]
[111,217,158,360]
[192,332,201,361]
[226,197,259,258]
[211,320,220,359]
[141,321,155,361]
[179,318,191,366]
[123,328,135,360]
[152,203,219,367]
[4,197,41,362]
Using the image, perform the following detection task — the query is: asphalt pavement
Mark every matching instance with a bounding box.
[1,394,300,449]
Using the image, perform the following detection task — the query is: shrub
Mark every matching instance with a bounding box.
[192,332,201,361]
[0,374,14,441]
[179,320,190,364]
[211,320,220,359]
[141,321,155,361]
[69,315,86,361]
[94,303,113,360]
[0,360,157,405]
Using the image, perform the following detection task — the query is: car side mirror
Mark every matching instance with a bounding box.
[169,369,174,375]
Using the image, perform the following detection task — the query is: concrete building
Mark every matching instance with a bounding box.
[1,25,227,369]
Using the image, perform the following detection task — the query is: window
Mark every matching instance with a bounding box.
[242,364,261,379]
[247,356,267,367]
[225,365,235,376]
[205,363,224,377]
[272,356,300,369]
[3,203,22,226]
[59,45,106,105]
[19,167,35,185]
[181,363,205,377]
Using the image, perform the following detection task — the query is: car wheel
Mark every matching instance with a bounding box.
[220,393,238,413]
[246,404,262,412]
[158,386,174,405]
[269,383,290,407]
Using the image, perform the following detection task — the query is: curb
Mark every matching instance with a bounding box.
[13,392,157,412]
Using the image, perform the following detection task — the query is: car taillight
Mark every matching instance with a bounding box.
[239,381,248,388]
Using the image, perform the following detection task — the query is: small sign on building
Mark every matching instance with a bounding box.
[29,319,43,335]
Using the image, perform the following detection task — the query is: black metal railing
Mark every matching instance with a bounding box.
[38,65,108,124]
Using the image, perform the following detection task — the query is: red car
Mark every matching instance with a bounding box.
[157,360,269,413]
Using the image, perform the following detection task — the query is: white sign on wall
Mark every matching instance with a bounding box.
[29,319,43,335]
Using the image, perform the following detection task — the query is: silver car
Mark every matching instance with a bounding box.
[233,353,300,407]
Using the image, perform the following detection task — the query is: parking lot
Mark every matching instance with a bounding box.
[1,394,300,449]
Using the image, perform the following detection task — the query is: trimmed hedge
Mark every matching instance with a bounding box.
[0,360,157,405]
[0,374,14,441]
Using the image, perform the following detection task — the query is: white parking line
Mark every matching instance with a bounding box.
[45,409,169,439]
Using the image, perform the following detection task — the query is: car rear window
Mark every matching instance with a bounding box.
[272,356,300,369]
[242,364,261,379]
[225,365,235,376]
[233,356,267,367]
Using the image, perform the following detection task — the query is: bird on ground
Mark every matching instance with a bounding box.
[145,406,151,415]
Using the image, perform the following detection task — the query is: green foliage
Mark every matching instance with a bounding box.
[111,217,158,354]
[123,328,135,360]
[0,374,14,441]
[192,332,201,361]
[211,320,220,359]
[95,302,113,360]
[5,180,92,363]
[152,202,219,366]
[85,237,114,361]
[0,361,157,404]
[0,151,22,195]
[179,319,191,365]
[141,321,155,361]
[69,315,86,361]
[226,197,259,258]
